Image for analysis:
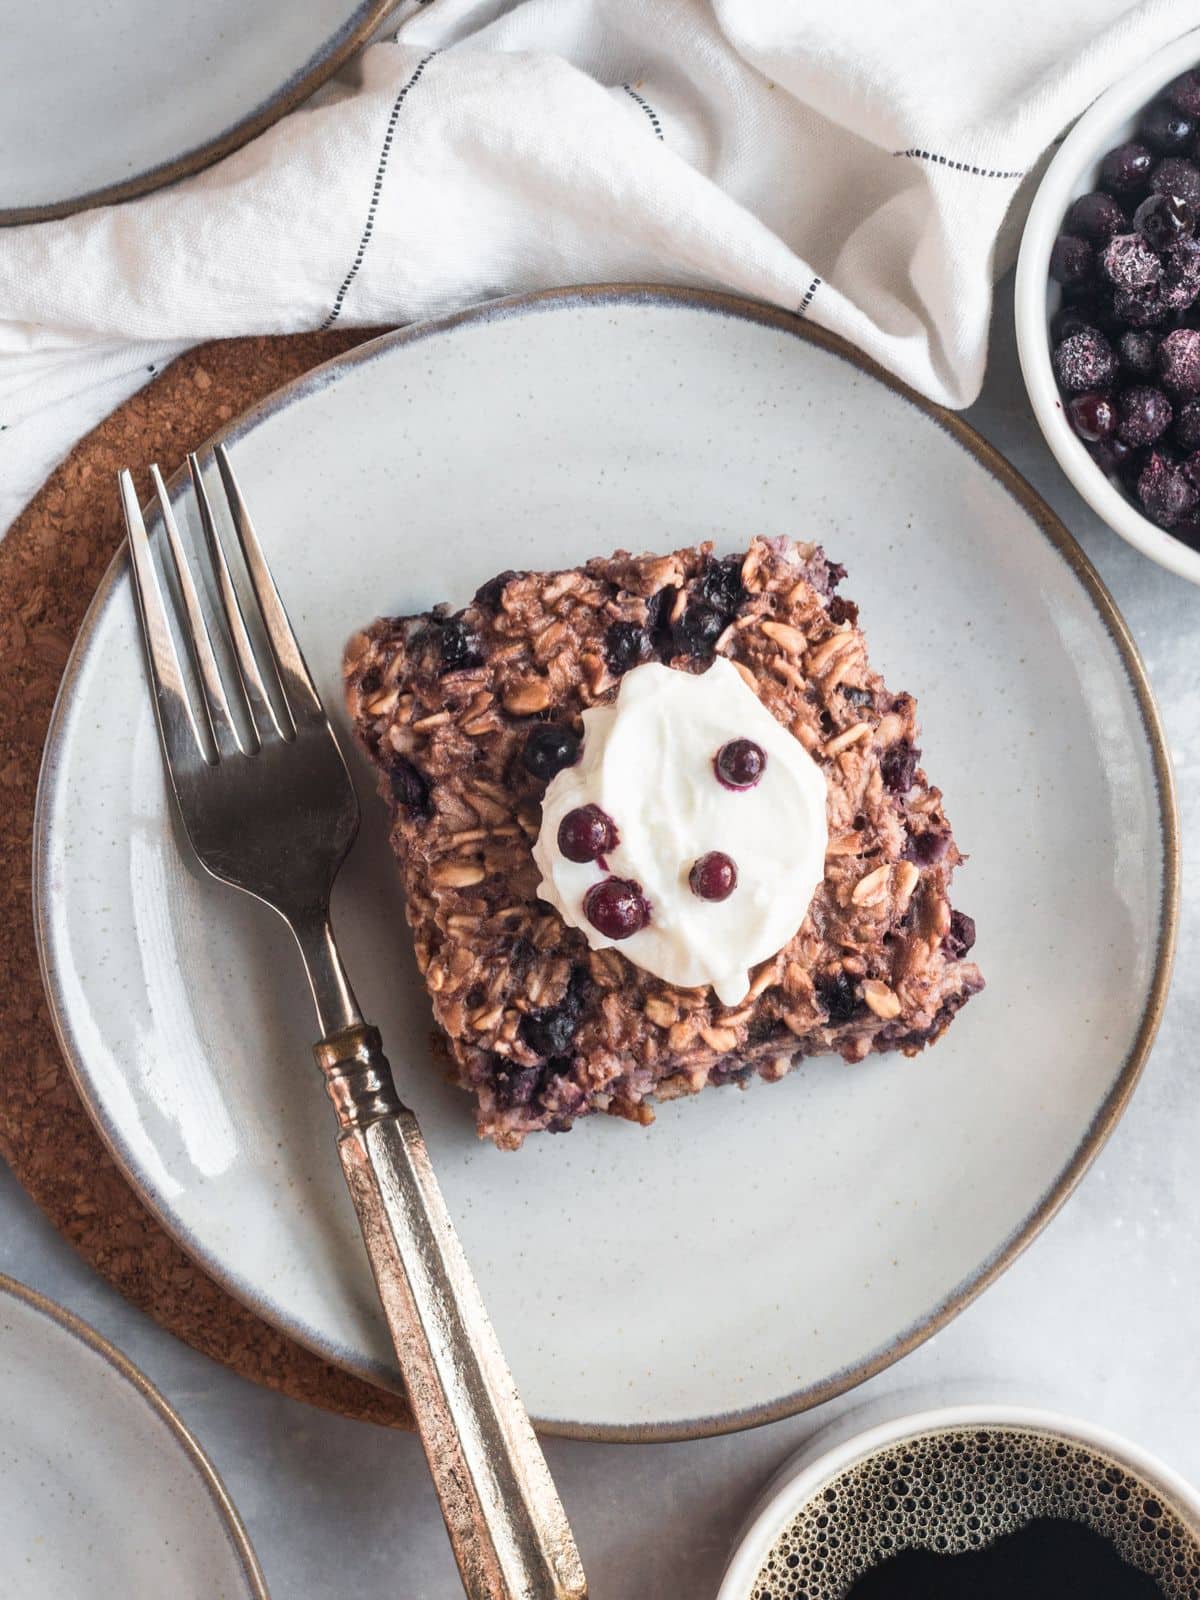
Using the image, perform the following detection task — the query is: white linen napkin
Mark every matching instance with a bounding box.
[1,0,1197,532]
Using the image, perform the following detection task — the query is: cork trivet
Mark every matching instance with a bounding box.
[0,331,415,1428]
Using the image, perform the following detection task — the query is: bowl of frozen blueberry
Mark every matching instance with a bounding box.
[1016,29,1200,584]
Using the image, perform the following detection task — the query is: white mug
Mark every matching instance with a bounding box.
[718,1405,1200,1600]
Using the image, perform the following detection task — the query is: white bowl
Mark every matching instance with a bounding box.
[718,1405,1200,1600]
[1015,27,1200,586]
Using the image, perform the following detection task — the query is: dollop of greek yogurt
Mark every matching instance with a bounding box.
[532,659,829,1006]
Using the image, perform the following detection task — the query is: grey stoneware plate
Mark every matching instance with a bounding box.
[0,0,392,224]
[34,287,1178,1441]
[0,1273,266,1599]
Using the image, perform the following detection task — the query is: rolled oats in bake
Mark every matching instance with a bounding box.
[344,538,983,1150]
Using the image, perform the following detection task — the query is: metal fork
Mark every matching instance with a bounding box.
[119,447,587,1600]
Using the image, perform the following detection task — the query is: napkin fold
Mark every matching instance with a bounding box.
[1,0,1197,531]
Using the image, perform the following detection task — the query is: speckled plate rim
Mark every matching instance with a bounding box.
[33,285,1181,1442]
[0,0,396,227]
[0,1271,268,1597]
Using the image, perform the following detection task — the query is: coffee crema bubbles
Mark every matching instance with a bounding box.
[749,1425,1200,1600]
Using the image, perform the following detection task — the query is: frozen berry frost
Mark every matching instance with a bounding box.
[558,804,618,863]
[1101,231,1162,289]
[1137,449,1198,527]
[1118,286,1168,325]
[689,851,738,901]
[1064,191,1126,243]
[1161,236,1200,309]
[715,738,766,789]
[584,877,649,940]
[1157,327,1200,393]
[1149,156,1200,209]
[1052,328,1116,392]
[1117,328,1157,378]
[1117,385,1172,445]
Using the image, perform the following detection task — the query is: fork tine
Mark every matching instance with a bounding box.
[187,453,283,746]
[149,465,245,758]
[214,443,322,726]
[120,470,216,767]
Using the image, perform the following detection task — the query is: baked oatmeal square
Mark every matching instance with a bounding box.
[344,537,982,1149]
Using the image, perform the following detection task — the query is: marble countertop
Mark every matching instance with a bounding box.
[2,285,1197,1599]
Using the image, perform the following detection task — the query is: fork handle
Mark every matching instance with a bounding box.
[315,1024,587,1600]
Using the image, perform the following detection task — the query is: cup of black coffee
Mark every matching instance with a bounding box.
[718,1407,1200,1600]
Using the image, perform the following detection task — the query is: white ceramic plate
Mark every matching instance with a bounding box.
[0,0,390,224]
[35,288,1177,1440]
[0,1273,265,1599]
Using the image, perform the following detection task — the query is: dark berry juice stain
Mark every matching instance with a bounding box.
[845,1518,1164,1600]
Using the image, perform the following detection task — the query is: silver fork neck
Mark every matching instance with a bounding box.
[290,914,364,1038]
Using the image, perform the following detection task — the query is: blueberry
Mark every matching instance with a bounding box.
[1117,328,1157,379]
[1100,232,1162,290]
[604,620,649,675]
[473,569,524,611]
[1137,449,1198,528]
[1088,435,1136,478]
[558,804,618,863]
[1175,395,1200,451]
[1067,392,1117,442]
[880,740,921,794]
[1113,286,1166,327]
[584,877,649,940]
[1099,141,1155,197]
[689,851,738,901]
[437,617,482,672]
[1050,306,1099,344]
[519,968,589,1059]
[388,756,432,818]
[1064,191,1126,243]
[903,829,950,867]
[942,910,976,961]
[1117,385,1173,445]
[522,723,579,781]
[1133,192,1194,250]
[698,556,746,616]
[1167,70,1200,119]
[817,972,861,1025]
[1140,99,1195,156]
[1149,156,1200,210]
[670,601,724,659]
[714,738,766,790]
[1157,327,1200,394]
[1052,328,1116,392]
[1049,234,1094,288]
[1162,236,1200,310]
[491,1061,543,1111]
